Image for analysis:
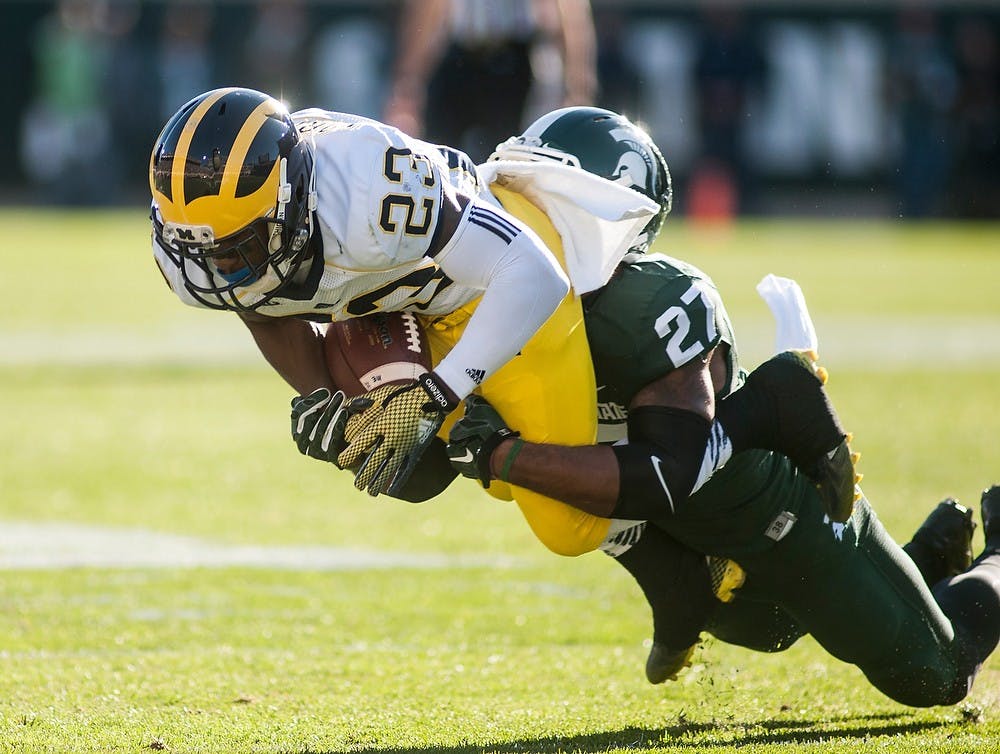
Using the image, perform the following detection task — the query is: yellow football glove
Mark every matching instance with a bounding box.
[337,373,458,497]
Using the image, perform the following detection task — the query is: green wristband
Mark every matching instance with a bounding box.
[498,438,525,483]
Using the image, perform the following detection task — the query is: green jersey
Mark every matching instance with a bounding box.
[584,254,742,444]
[584,256,992,708]
[583,253,795,558]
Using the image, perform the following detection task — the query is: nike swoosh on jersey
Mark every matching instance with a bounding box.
[650,455,675,513]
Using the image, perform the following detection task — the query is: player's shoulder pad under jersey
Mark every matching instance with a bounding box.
[588,253,724,371]
[298,109,448,269]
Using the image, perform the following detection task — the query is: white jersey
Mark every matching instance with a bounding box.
[153,108,570,399]
[156,109,483,318]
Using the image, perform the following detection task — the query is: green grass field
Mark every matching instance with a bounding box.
[1,209,1000,753]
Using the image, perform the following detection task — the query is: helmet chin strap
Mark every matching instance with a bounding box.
[305,127,318,214]
[272,133,319,257]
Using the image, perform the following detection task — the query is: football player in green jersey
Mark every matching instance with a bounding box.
[446,109,999,703]
[448,268,1000,706]
[450,107,861,683]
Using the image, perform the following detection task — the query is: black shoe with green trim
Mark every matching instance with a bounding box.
[645,641,698,684]
[904,498,976,586]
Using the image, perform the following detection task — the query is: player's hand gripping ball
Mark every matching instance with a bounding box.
[290,388,352,465]
[290,312,433,468]
[338,373,459,497]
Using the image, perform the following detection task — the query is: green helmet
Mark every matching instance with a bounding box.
[491,107,672,253]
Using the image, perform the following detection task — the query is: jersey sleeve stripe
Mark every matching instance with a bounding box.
[474,206,521,236]
[468,206,519,243]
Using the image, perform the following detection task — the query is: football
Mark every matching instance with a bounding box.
[324,312,432,396]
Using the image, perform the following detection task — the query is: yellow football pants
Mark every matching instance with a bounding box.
[421,184,611,556]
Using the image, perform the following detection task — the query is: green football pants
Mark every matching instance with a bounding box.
[675,468,973,707]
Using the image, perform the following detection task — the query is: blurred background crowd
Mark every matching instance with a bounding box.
[1,0,997,219]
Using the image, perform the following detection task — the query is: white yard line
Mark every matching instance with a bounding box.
[739,315,1000,370]
[0,321,259,367]
[0,521,515,571]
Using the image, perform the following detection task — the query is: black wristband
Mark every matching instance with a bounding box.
[479,428,520,484]
[419,371,461,413]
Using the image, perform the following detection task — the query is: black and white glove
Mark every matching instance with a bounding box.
[290,387,353,465]
[337,372,459,497]
[446,395,520,488]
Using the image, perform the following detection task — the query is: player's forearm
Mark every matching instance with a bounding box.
[557,0,597,104]
[240,315,334,396]
[484,405,717,522]
[490,439,621,517]
[390,0,450,85]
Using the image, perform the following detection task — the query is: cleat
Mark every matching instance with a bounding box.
[851,451,862,465]
[982,485,1000,551]
[617,528,717,686]
[816,366,829,384]
[738,349,857,522]
[855,473,864,485]
[846,432,854,444]
[707,556,745,603]
[905,498,976,585]
[646,641,697,684]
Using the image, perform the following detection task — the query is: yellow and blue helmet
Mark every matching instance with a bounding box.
[150,87,316,310]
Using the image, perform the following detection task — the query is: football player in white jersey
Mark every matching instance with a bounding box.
[151,87,578,497]
[153,87,704,521]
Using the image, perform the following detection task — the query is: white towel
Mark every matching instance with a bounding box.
[477,160,658,294]
[756,274,819,354]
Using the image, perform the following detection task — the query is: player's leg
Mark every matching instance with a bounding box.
[607,522,765,683]
[718,350,858,522]
[704,495,977,654]
[606,523,717,682]
[705,597,805,654]
[928,485,1000,698]
[742,484,988,707]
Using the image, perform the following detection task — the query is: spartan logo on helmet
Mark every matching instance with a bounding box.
[491,106,672,253]
[608,125,655,196]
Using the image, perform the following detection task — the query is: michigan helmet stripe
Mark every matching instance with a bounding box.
[170,88,233,213]
[219,101,280,200]
[163,93,286,237]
